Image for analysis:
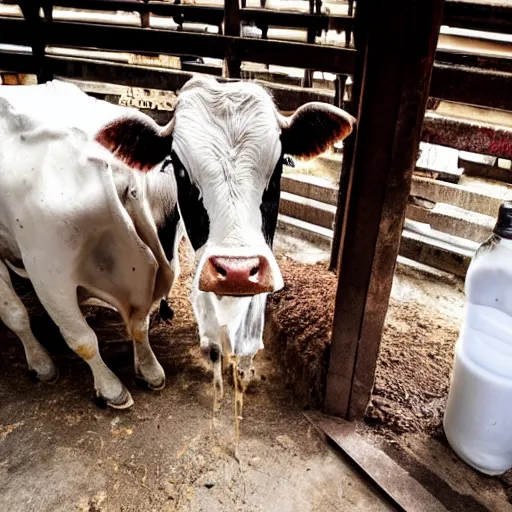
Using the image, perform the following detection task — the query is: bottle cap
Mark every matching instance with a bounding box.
[493,201,512,240]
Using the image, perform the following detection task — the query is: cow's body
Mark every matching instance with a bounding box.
[0,78,354,407]
[0,82,178,407]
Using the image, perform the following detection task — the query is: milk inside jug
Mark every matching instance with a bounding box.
[444,201,512,475]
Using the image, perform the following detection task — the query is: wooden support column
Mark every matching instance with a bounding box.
[325,0,445,419]
[329,1,366,271]
[223,0,241,78]
[141,0,150,28]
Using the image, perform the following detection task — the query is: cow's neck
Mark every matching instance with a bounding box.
[144,170,179,263]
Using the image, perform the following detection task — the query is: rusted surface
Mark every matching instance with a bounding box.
[422,113,512,160]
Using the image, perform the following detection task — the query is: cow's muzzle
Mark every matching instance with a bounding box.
[199,255,274,295]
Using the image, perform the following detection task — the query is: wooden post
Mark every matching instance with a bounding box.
[325,0,445,419]
[329,2,367,270]
[223,0,241,78]
[141,0,150,28]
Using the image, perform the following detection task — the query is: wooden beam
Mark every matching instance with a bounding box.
[35,0,354,33]
[422,112,512,160]
[305,411,447,512]
[406,201,494,243]
[0,17,356,75]
[430,62,512,112]
[410,174,512,217]
[443,0,512,35]
[325,0,445,420]
[0,51,336,111]
[328,0,366,269]
[435,49,512,74]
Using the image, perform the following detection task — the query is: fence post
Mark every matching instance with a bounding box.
[223,0,241,78]
[325,0,446,419]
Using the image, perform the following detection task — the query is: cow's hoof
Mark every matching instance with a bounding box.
[38,364,59,384]
[28,362,59,384]
[135,374,166,391]
[97,387,134,410]
[158,299,174,323]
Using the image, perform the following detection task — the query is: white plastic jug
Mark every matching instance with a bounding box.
[444,201,512,476]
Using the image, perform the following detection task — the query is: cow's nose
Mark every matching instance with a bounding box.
[199,255,274,295]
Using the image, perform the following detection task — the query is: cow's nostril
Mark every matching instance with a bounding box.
[213,263,227,277]
[249,266,259,277]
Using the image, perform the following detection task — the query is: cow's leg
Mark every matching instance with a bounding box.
[0,261,57,382]
[30,283,133,409]
[132,316,166,390]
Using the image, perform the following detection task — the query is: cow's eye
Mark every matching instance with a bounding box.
[177,168,185,179]
[160,156,173,173]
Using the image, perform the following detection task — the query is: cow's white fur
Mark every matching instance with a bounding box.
[0,77,351,406]
[0,83,176,406]
[172,76,283,359]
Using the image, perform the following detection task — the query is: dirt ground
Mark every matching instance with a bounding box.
[270,257,512,511]
[3,250,512,511]
[0,254,394,512]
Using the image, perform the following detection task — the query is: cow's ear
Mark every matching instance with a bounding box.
[279,103,355,159]
[95,116,174,172]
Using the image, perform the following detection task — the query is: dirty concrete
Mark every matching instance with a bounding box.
[0,261,393,512]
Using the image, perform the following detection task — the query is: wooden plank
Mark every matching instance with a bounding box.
[410,175,512,217]
[281,174,338,205]
[279,191,336,229]
[325,0,445,420]
[435,49,512,74]
[459,151,512,183]
[416,142,462,183]
[68,60,333,106]
[328,0,365,269]
[39,0,354,33]
[0,50,336,110]
[443,0,512,34]
[422,112,512,160]
[430,62,512,112]
[400,228,473,278]
[406,201,494,243]
[305,411,447,512]
[0,17,356,75]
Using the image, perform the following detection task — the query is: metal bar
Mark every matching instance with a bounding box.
[0,17,356,74]
[325,0,445,420]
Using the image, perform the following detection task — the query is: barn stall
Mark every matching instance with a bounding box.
[0,0,511,510]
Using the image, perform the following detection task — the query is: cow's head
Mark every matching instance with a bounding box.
[96,76,355,296]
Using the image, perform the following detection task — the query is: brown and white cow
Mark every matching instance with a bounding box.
[0,77,354,407]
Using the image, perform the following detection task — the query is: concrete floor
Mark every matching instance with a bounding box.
[0,265,394,512]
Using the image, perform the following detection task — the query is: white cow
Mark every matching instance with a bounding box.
[0,77,354,407]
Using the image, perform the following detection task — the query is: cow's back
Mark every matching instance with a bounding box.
[0,80,138,138]
[0,91,163,323]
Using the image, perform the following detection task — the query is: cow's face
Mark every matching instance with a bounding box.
[96,76,355,296]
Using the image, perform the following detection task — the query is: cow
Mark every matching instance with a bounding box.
[0,76,354,408]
